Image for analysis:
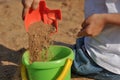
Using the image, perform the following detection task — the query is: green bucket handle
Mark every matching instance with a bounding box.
[21,58,73,80]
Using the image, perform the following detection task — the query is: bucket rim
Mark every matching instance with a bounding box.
[22,45,74,69]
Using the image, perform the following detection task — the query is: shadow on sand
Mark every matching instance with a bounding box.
[0,44,26,80]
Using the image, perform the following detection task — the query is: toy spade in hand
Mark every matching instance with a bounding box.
[24,0,62,32]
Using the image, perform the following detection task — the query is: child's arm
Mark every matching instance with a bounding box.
[103,13,120,25]
[77,13,120,37]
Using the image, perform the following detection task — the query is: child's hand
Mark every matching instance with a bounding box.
[77,14,106,37]
[22,0,40,19]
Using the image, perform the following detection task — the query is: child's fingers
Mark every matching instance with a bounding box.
[32,0,40,9]
[22,0,33,19]
[22,8,29,19]
[77,29,87,37]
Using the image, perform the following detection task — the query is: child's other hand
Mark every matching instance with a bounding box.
[22,0,40,19]
[77,14,106,37]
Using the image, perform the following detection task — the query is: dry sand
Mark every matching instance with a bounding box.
[0,0,93,80]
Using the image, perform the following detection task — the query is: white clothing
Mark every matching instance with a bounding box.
[84,0,120,74]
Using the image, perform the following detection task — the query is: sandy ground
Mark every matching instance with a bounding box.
[0,0,93,80]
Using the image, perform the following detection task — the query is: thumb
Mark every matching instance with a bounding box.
[32,0,40,10]
[22,0,33,19]
[22,8,29,19]
[77,29,87,38]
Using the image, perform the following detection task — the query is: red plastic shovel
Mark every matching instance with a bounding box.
[24,0,62,32]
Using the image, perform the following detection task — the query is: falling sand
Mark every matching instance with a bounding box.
[28,21,55,64]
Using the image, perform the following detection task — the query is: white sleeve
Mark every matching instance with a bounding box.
[106,0,120,13]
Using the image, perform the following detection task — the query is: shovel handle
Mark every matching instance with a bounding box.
[57,59,73,80]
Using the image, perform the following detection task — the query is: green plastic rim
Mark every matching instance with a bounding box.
[22,45,74,69]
